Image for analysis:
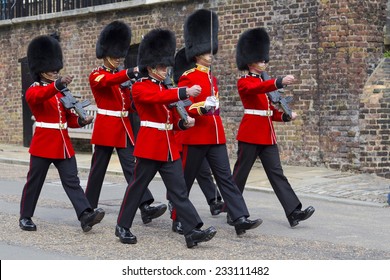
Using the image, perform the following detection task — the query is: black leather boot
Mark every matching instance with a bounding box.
[287,206,315,227]
[233,216,263,235]
[209,200,224,216]
[226,213,234,226]
[172,220,184,235]
[139,203,167,224]
[185,226,217,248]
[80,208,105,232]
[168,201,183,234]
[115,225,137,244]
[19,217,37,231]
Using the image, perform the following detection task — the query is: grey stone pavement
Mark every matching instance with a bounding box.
[0,143,390,262]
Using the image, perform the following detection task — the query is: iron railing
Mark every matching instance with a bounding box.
[1,0,128,20]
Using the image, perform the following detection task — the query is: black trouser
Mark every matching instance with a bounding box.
[85,138,154,209]
[191,157,222,204]
[182,144,249,221]
[232,141,301,216]
[20,155,91,220]
[117,158,203,235]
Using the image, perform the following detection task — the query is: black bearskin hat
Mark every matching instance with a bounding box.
[173,48,196,84]
[137,29,176,75]
[27,35,63,82]
[236,27,270,71]
[184,9,218,62]
[96,20,131,59]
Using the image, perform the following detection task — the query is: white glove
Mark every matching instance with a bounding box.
[204,96,217,111]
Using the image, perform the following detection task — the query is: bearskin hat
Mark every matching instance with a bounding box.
[236,27,270,71]
[173,48,196,84]
[96,20,131,59]
[137,29,176,76]
[27,35,63,82]
[184,9,218,62]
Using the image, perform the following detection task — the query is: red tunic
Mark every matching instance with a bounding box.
[27,82,81,159]
[177,65,226,145]
[236,73,285,145]
[131,78,186,162]
[89,66,135,148]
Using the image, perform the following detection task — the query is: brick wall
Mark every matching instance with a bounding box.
[360,58,390,178]
[0,0,388,177]
[316,0,386,174]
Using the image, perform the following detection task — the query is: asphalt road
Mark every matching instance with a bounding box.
[1,162,389,279]
[0,162,389,260]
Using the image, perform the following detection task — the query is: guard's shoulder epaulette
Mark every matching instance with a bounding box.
[134,77,148,84]
[91,67,101,74]
[182,68,195,76]
[30,82,40,87]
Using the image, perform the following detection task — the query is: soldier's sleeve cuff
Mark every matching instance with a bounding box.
[55,79,66,91]
[77,117,86,127]
[126,68,137,79]
[178,119,187,130]
[178,88,187,100]
[282,113,292,122]
[275,77,284,89]
[199,107,209,115]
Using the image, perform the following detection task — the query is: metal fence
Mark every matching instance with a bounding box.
[1,0,128,20]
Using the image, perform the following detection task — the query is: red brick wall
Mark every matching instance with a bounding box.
[316,0,386,174]
[360,58,390,178]
[0,0,387,177]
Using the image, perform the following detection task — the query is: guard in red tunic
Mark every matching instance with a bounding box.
[170,48,224,235]
[176,9,262,235]
[19,35,105,232]
[85,21,166,224]
[116,28,217,248]
[232,27,315,227]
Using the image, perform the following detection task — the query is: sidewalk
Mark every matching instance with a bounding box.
[0,143,389,207]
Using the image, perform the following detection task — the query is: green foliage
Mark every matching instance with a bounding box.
[384,50,390,58]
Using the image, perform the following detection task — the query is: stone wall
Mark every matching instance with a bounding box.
[0,0,388,177]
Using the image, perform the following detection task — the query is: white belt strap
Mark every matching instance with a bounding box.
[244,109,273,116]
[140,121,173,130]
[35,122,68,130]
[97,108,129,117]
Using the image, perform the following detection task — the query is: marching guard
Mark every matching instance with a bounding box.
[85,21,167,224]
[170,48,225,234]
[115,28,217,248]
[233,27,315,227]
[175,9,262,235]
[19,34,105,232]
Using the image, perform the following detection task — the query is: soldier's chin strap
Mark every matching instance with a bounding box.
[105,57,121,70]
[197,55,212,66]
[150,68,166,81]
[251,63,267,73]
[41,72,57,82]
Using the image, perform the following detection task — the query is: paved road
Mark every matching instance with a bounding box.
[0,162,389,260]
